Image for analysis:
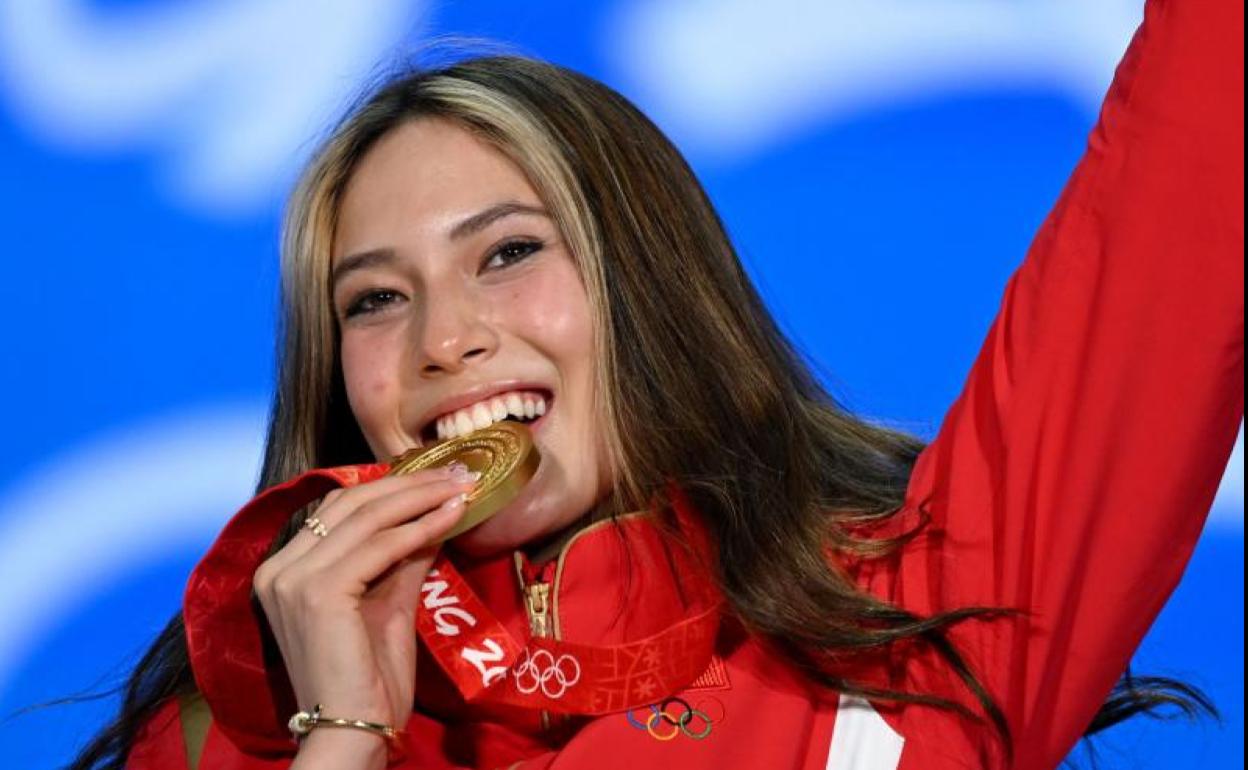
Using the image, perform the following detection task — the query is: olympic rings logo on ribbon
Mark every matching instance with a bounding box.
[624,697,723,742]
[512,648,582,699]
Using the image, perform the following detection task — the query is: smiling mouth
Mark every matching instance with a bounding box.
[420,389,553,444]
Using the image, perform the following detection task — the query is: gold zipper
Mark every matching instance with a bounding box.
[513,511,653,733]
[524,582,551,638]
[516,554,555,732]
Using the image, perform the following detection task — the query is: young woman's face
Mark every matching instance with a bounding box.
[331,117,613,557]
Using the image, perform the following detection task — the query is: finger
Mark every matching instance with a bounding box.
[311,467,462,534]
[266,467,462,570]
[315,492,469,590]
[296,479,474,571]
[256,471,464,607]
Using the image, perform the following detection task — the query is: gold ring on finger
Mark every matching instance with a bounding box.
[304,516,329,538]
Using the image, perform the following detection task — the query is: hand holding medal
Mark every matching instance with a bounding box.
[251,423,538,766]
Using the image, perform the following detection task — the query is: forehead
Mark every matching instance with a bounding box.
[333,117,542,259]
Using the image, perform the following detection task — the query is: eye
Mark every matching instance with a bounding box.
[343,289,403,319]
[482,239,543,271]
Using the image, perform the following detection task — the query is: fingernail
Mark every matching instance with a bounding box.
[441,492,468,509]
[447,464,480,483]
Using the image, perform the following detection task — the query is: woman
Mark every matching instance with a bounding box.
[71,0,1242,767]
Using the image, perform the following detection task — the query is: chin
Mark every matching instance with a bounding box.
[446,511,535,557]
[442,444,608,560]
[447,488,592,560]
[446,468,562,558]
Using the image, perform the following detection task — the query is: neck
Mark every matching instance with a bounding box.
[520,497,628,565]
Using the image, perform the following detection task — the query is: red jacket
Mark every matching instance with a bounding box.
[125,0,1244,767]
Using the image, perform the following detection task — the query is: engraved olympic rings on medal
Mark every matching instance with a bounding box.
[624,696,719,741]
[512,648,582,699]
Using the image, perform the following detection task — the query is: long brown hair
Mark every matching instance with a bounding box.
[67,53,1210,769]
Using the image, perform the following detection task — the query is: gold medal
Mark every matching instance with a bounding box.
[387,421,539,542]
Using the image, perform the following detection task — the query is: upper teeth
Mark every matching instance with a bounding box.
[434,390,548,441]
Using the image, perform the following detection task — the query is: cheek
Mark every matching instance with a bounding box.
[511,267,596,362]
[523,307,593,362]
[340,336,399,434]
[534,276,605,473]
[511,269,602,447]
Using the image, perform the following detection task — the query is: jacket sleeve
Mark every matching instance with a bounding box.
[864,0,1244,766]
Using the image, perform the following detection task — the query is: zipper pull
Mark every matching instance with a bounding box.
[525,582,551,638]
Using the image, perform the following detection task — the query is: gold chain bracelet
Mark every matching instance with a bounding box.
[288,704,406,761]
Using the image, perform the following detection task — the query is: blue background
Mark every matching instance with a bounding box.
[0,1,1241,768]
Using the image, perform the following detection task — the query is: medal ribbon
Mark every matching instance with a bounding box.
[184,463,722,755]
[416,554,721,713]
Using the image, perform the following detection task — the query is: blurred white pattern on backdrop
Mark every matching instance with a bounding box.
[0,0,422,214]
[609,0,1143,158]
[0,405,266,695]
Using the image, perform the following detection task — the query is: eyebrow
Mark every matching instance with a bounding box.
[331,248,395,290]
[448,201,550,240]
[331,202,550,290]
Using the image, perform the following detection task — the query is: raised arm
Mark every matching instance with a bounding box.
[866,0,1244,766]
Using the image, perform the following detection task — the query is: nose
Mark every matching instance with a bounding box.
[410,284,497,377]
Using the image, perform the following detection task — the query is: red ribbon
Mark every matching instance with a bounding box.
[183,464,721,756]
[415,553,721,714]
